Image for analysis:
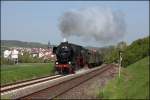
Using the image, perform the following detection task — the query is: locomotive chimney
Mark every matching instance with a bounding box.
[63,38,67,42]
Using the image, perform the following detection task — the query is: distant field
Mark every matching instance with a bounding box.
[98,56,149,99]
[1,63,54,85]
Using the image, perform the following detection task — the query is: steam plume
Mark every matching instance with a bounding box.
[59,7,126,43]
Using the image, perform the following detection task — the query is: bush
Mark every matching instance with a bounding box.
[1,57,14,65]
[18,52,46,63]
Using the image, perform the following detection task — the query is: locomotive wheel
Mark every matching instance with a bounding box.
[63,70,69,75]
[70,65,75,74]
[71,68,75,74]
[88,64,93,68]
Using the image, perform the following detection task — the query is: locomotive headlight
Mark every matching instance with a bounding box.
[56,62,58,64]
[68,61,71,64]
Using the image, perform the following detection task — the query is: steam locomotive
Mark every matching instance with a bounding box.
[53,41,103,74]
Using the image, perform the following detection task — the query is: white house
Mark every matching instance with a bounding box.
[3,49,19,64]
[11,49,19,59]
[39,52,44,58]
[4,50,11,58]
[11,49,19,64]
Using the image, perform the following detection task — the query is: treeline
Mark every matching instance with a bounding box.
[1,40,48,48]
[102,36,149,67]
[18,52,50,63]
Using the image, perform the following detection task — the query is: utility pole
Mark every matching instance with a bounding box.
[119,50,123,78]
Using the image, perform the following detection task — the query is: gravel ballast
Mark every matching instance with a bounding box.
[57,66,118,99]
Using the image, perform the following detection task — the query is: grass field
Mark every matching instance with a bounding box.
[98,56,149,99]
[1,63,54,85]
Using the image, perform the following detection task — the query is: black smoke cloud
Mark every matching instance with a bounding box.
[59,7,126,43]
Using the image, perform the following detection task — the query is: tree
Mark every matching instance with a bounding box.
[18,52,33,63]
[116,41,127,51]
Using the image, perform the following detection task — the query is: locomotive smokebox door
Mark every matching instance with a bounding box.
[53,47,57,54]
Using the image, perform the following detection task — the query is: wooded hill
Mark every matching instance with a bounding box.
[1,40,48,48]
[103,36,149,67]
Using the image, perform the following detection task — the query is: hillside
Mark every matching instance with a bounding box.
[1,40,48,48]
[103,36,149,67]
[98,56,149,99]
[122,36,149,67]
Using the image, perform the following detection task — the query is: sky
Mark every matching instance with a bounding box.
[1,1,149,47]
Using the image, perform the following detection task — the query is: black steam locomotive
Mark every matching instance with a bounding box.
[53,41,103,74]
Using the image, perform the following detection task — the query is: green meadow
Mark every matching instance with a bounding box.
[1,63,54,85]
[98,56,149,99]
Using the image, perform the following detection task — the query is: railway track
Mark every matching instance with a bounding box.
[19,64,117,99]
[1,64,118,99]
[1,75,62,93]
[1,75,62,98]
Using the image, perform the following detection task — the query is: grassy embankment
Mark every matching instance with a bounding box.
[1,63,54,85]
[98,56,149,99]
